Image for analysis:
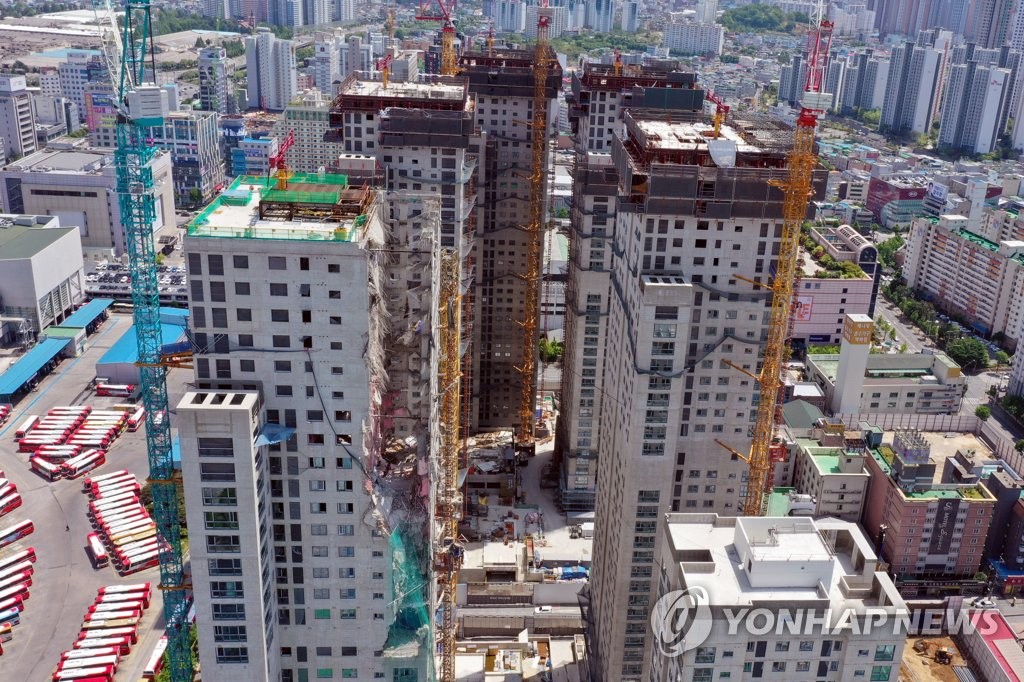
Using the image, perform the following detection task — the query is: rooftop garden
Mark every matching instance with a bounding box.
[800,225,868,279]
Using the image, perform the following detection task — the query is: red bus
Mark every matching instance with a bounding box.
[0,570,32,591]
[95,384,136,398]
[113,543,159,564]
[143,636,168,679]
[89,601,144,616]
[94,508,147,529]
[90,481,140,500]
[83,609,140,623]
[98,582,151,598]
[89,491,139,510]
[0,491,21,519]
[62,647,121,662]
[51,665,115,681]
[0,560,33,582]
[14,415,39,438]
[105,518,155,537]
[35,445,82,460]
[77,625,138,642]
[30,456,63,481]
[87,533,109,568]
[74,637,131,655]
[20,437,67,453]
[95,591,150,609]
[0,621,12,642]
[0,519,34,550]
[0,548,36,572]
[82,470,131,491]
[126,408,146,432]
[0,582,30,605]
[62,451,106,479]
[0,606,22,627]
[0,595,24,613]
[117,550,160,575]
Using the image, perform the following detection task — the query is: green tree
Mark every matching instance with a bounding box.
[995,350,1011,365]
[877,235,904,269]
[188,188,203,206]
[859,109,881,126]
[1015,438,1024,453]
[945,337,990,372]
[539,338,563,363]
[975,405,992,420]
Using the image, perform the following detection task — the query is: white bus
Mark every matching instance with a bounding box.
[142,636,168,679]
[87,533,109,568]
[82,469,131,491]
[61,450,106,479]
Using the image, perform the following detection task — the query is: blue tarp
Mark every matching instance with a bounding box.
[98,322,187,366]
[0,338,70,398]
[255,423,296,446]
[62,298,114,328]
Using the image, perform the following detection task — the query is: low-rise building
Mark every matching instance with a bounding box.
[651,514,907,682]
[791,421,872,521]
[904,214,1024,345]
[0,143,175,256]
[231,136,277,176]
[0,213,84,343]
[454,635,588,679]
[793,243,876,346]
[867,173,931,228]
[807,345,965,416]
[862,430,997,580]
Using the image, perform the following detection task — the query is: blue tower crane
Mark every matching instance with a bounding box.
[106,1,193,679]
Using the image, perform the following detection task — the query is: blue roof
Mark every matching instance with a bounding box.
[98,322,188,366]
[0,338,71,397]
[62,298,114,328]
[162,307,189,320]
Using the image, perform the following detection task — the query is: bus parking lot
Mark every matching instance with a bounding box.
[0,311,190,681]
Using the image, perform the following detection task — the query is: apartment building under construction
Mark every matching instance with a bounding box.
[566,105,827,679]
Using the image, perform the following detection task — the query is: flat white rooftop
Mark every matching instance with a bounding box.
[340,78,465,101]
[634,119,762,153]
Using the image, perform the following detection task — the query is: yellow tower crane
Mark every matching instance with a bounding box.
[434,250,464,682]
[516,4,553,448]
[416,0,458,76]
[717,8,833,516]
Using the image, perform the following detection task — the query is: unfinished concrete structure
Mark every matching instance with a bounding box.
[573,108,827,680]
[558,59,706,512]
[458,48,562,431]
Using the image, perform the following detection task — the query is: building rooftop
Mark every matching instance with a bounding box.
[0,215,75,259]
[631,118,761,154]
[3,146,112,174]
[663,514,900,608]
[338,77,466,102]
[187,174,377,243]
[807,352,961,383]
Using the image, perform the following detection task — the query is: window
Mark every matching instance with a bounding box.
[214,625,247,642]
[307,410,324,422]
[203,487,237,506]
[870,666,892,681]
[208,558,242,576]
[207,535,241,553]
[315,609,331,620]
[211,581,245,598]
[200,462,235,482]
[338,525,355,536]
[796,662,810,672]
[308,434,325,445]
[342,671,358,679]
[771,662,786,672]
[237,308,252,322]
[269,256,287,270]
[775,642,789,652]
[277,385,293,397]
[874,645,895,661]
[216,646,249,663]
[198,437,234,457]
[273,335,290,348]
[334,411,352,422]
[233,255,248,269]
[205,511,240,530]
[270,283,288,296]
[272,309,290,323]
[799,641,814,652]
[210,281,226,302]
[340,609,356,619]
[212,603,246,620]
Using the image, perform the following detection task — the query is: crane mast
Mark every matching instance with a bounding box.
[434,250,464,681]
[94,0,193,680]
[416,0,458,75]
[516,5,552,447]
[724,10,832,517]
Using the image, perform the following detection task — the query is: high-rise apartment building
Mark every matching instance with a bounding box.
[881,38,944,135]
[271,89,345,173]
[458,47,562,430]
[559,60,703,513]
[695,0,717,24]
[200,47,231,114]
[246,29,298,111]
[153,110,225,207]
[620,0,639,31]
[574,106,825,680]
[841,52,889,113]
[341,35,374,79]
[662,20,724,56]
[939,46,1010,155]
[332,0,355,23]
[967,0,1014,48]
[180,176,432,680]
[488,0,528,33]
[57,51,108,124]
[313,33,342,95]
[586,0,614,31]
[0,75,36,160]
[778,54,806,106]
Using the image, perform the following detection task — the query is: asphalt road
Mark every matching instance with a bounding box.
[0,312,189,682]
[874,296,933,354]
